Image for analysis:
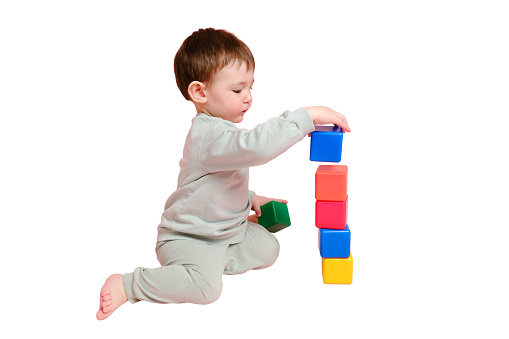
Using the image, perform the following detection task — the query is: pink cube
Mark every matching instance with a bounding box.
[315,195,348,229]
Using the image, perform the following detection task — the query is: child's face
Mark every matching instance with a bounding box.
[203,61,254,123]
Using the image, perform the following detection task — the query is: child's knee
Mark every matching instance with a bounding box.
[252,234,280,270]
[195,282,222,305]
[246,225,281,269]
[185,267,223,305]
[262,236,280,268]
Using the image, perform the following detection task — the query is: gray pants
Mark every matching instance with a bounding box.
[123,222,280,304]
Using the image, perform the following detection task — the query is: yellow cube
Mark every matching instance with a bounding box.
[322,254,353,284]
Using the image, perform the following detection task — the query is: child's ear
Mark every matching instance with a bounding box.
[188,81,207,104]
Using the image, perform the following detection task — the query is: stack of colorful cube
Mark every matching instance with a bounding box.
[310,126,353,284]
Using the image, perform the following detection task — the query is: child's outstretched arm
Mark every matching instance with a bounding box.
[199,107,350,173]
[305,106,351,132]
[200,108,314,172]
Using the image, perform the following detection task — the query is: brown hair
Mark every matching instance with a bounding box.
[174,28,255,100]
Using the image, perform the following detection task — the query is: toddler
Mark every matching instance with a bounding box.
[97,28,350,320]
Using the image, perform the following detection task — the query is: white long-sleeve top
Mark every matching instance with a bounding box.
[157,107,315,245]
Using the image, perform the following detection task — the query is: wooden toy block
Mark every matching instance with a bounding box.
[322,254,353,284]
[318,225,351,258]
[257,201,291,233]
[315,195,348,229]
[315,165,347,202]
[310,125,343,162]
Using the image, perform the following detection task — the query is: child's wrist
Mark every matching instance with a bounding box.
[305,106,317,123]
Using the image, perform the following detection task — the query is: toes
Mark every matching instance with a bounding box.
[101,299,112,308]
[96,309,109,321]
[103,305,112,313]
[101,289,112,297]
[102,294,112,302]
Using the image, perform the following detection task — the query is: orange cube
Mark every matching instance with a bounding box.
[315,165,348,201]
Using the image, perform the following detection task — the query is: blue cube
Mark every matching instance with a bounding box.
[318,225,351,258]
[310,125,343,162]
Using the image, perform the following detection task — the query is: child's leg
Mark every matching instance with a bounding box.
[97,239,228,320]
[125,239,228,304]
[223,221,280,275]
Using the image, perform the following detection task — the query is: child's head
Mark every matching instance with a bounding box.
[174,28,255,123]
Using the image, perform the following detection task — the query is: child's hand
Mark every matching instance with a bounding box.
[305,106,351,132]
[247,214,259,224]
[251,194,288,217]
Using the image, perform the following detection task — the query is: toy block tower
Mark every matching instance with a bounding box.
[310,126,353,284]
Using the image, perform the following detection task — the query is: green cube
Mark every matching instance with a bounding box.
[257,201,291,233]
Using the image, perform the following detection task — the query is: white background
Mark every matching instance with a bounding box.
[1,0,508,337]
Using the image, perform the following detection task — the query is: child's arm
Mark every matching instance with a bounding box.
[200,108,314,172]
[305,106,351,132]
[199,107,350,173]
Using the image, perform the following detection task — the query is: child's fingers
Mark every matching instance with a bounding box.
[334,114,351,132]
[248,214,259,223]
[273,198,288,204]
[324,109,350,132]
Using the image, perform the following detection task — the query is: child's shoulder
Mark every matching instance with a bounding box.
[186,114,238,144]
[192,113,237,131]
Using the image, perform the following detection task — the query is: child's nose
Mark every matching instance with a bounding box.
[244,90,252,103]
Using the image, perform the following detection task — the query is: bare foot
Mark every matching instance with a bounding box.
[96,274,128,320]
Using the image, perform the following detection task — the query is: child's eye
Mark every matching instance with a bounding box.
[233,87,252,94]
